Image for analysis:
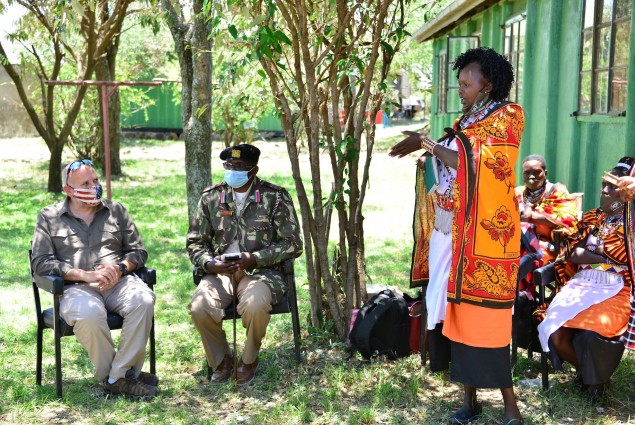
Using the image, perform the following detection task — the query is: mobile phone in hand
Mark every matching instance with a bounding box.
[221,253,241,261]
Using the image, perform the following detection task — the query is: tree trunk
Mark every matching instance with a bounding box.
[48,142,64,192]
[162,0,213,221]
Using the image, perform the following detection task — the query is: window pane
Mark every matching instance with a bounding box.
[595,70,609,113]
[615,0,631,18]
[519,19,526,48]
[504,26,511,54]
[596,26,611,68]
[581,30,594,70]
[601,0,614,23]
[438,54,447,113]
[610,67,627,112]
[614,21,631,66]
[579,72,592,113]
[584,0,596,28]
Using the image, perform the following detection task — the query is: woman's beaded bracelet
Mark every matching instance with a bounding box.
[420,136,438,155]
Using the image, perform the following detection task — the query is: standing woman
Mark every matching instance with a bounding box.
[390,47,524,424]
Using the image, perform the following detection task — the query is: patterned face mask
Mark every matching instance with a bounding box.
[69,184,103,206]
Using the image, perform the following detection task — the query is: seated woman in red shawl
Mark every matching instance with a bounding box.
[537,157,635,403]
[516,154,578,301]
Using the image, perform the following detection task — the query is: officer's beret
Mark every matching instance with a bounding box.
[220,144,260,164]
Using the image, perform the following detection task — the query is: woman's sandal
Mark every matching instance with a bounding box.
[448,403,482,424]
[501,419,524,425]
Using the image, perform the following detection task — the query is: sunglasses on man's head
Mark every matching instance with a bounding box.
[66,159,94,177]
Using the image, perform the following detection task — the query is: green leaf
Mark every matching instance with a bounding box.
[380,41,394,57]
[228,24,238,39]
[257,69,266,78]
[273,30,291,45]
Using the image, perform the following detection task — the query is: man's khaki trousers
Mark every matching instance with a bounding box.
[189,270,283,368]
[59,275,156,382]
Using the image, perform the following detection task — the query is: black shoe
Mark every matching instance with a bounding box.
[449,403,482,424]
[589,384,606,404]
[572,372,588,393]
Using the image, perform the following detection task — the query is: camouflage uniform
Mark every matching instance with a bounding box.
[187,177,303,367]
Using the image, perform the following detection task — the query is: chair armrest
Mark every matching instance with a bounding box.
[533,262,556,288]
[533,262,557,305]
[133,267,156,286]
[33,274,65,295]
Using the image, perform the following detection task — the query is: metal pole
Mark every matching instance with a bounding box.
[231,272,238,382]
[101,84,112,199]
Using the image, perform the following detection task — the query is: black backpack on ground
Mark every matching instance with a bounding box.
[348,289,410,360]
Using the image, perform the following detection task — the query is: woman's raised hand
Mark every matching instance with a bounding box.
[388,131,426,158]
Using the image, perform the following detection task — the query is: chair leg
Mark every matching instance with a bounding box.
[511,306,518,366]
[290,298,301,363]
[420,297,427,367]
[54,326,63,398]
[541,351,549,390]
[54,297,63,398]
[36,326,43,386]
[150,317,156,375]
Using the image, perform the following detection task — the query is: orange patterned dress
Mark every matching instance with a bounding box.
[442,102,525,348]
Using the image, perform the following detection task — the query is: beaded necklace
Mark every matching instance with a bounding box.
[523,184,547,205]
[597,211,624,239]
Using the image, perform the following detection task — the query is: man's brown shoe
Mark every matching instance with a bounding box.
[236,358,259,386]
[211,353,233,384]
[101,377,157,399]
[126,369,159,387]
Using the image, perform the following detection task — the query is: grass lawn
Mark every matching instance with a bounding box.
[1,132,634,424]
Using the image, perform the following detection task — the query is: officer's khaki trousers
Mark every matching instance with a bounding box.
[189,271,283,367]
[59,275,156,382]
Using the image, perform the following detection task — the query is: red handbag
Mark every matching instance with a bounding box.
[408,301,423,354]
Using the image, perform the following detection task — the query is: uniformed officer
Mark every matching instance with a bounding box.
[187,144,303,385]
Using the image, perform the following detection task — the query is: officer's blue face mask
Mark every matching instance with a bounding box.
[224,170,250,188]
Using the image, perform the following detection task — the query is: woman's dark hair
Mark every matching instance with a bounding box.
[522,154,547,170]
[611,156,635,177]
[453,47,514,102]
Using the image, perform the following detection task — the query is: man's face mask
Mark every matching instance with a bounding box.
[69,184,103,206]
[224,170,250,188]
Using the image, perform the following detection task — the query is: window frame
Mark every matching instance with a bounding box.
[441,35,480,114]
[577,0,630,116]
[502,13,526,104]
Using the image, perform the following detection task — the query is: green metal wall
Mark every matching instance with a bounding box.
[121,84,182,130]
[121,83,284,132]
[428,0,634,211]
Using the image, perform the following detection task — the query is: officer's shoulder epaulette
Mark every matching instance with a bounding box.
[260,180,283,191]
[203,182,227,193]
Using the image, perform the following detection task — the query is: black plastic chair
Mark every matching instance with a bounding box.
[192,258,301,367]
[30,251,156,398]
[533,262,558,389]
[510,261,557,389]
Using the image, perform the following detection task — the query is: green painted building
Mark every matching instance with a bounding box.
[414,0,634,210]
